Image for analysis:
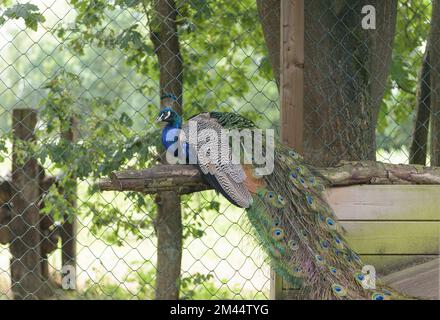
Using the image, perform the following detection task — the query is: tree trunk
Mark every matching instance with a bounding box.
[147,0,183,300]
[10,109,50,299]
[430,0,440,166]
[303,0,397,165]
[60,117,77,288]
[410,48,431,165]
[257,0,397,166]
[256,0,281,88]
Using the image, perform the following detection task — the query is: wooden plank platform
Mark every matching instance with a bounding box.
[279,185,440,299]
[384,258,440,299]
[326,185,440,273]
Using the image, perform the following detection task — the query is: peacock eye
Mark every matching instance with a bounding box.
[329,266,337,275]
[371,293,385,300]
[354,272,365,282]
[288,240,299,251]
[326,217,336,229]
[271,227,285,240]
[331,284,347,297]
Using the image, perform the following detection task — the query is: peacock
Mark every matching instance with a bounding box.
[155,105,408,300]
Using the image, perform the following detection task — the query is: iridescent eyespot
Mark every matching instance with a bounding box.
[290,172,298,180]
[298,230,308,242]
[271,227,285,240]
[354,272,365,284]
[306,194,313,205]
[321,240,330,250]
[288,240,299,251]
[309,176,316,185]
[372,292,385,300]
[275,195,286,207]
[326,217,336,230]
[288,150,301,159]
[329,266,338,275]
[292,265,302,275]
[331,284,347,297]
[315,254,324,265]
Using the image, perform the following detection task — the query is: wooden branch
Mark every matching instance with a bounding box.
[325,160,440,186]
[97,161,440,195]
[99,165,210,194]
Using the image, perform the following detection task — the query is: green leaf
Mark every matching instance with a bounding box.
[1,3,46,31]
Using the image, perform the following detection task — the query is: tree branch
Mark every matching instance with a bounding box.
[97,161,440,195]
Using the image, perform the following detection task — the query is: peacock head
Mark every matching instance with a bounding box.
[155,107,181,126]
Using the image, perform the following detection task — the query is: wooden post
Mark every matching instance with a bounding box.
[280,0,304,151]
[10,109,49,299]
[271,0,304,300]
[60,117,77,288]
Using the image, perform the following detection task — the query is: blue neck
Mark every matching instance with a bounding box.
[161,118,190,162]
[161,120,181,151]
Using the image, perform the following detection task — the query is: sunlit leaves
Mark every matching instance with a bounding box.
[0,2,45,31]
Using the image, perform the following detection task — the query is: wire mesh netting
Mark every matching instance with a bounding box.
[0,0,439,300]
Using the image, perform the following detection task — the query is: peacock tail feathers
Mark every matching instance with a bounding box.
[247,144,409,300]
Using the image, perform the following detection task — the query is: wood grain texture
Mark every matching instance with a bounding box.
[10,109,50,299]
[97,162,440,194]
[342,221,440,255]
[327,185,440,220]
[383,258,440,299]
[280,0,304,152]
[282,184,440,298]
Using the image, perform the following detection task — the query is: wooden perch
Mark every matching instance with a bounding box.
[97,161,440,195]
[99,165,211,194]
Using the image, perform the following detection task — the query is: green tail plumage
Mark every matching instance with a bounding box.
[247,144,405,299]
[208,112,409,300]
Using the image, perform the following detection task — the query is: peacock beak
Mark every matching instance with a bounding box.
[155,114,164,123]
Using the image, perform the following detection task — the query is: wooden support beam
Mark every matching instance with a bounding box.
[60,117,77,286]
[277,0,304,299]
[1,176,59,247]
[10,109,50,299]
[280,0,304,152]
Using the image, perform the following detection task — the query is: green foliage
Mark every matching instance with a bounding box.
[0,2,45,30]
[378,0,432,151]
[79,266,265,299]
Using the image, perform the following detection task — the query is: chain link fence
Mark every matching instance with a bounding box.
[0,0,438,299]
